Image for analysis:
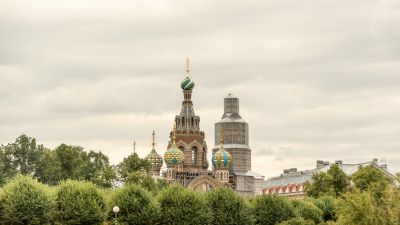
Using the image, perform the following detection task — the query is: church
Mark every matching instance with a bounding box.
[143,58,264,196]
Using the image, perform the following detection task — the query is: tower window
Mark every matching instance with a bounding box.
[192,147,197,165]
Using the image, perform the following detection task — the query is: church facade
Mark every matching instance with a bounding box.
[144,59,264,195]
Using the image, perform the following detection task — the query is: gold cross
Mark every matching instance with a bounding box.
[186,57,190,77]
[152,130,156,150]
[133,140,136,154]
[220,127,224,147]
[173,125,176,144]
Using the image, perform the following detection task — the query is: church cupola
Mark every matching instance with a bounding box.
[144,131,163,176]
[212,127,232,184]
[164,125,185,166]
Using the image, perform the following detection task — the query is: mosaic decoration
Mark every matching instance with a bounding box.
[212,127,232,167]
[164,125,185,165]
[212,145,232,167]
[164,143,185,165]
[145,149,163,169]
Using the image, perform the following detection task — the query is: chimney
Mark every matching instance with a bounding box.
[335,160,343,170]
[317,160,324,169]
[373,158,378,164]
[323,161,330,166]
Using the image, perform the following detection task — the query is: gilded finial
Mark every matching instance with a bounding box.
[186,57,190,77]
[173,125,176,144]
[220,127,224,147]
[152,130,156,150]
[133,140,136,154]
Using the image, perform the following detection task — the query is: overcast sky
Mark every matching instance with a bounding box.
[1,0,399,177]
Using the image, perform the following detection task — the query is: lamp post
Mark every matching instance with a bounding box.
[113,206,120,225]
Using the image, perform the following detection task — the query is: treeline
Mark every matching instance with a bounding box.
[3,173,399,225]
[1,134,400,224]
[0,134,159,188]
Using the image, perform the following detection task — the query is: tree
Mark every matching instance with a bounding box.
[116,153,151,182]
[0,134,45,181]
[126,171,158,193]
[351,165,391,191]
[291,199,323,224]
[304,165,349,198]
[52,180,107,225]
[304,172,335,198]
[0,174,55,225]
[206,187,255,225]
[81,150,117,188]
[252,194,296,225]
[305,196,337,222]
[106,184,160,224]
[157,185,212,224]
[277,218,315,225]
[327,164,349,196]
[334,182,400,224]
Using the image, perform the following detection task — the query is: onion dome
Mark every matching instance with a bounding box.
[180,57,195,91]
[145,131,163,169]
[212,127,232,167]
[164,125,185,165]
[181,77,195,91]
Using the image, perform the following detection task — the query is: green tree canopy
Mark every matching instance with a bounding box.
[304,164,349,198]
[351,165,391,191]
[157,185,212,224]
[252,194,296,225]
[106,183,160,224]
[0,174,55,225]
[116,153,151,182]
[52,180,107,225]
[206,187,255,225]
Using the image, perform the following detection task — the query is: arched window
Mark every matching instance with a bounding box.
[182,117,185,126]
[191,117,194,127]
[179,146,184,152]
[191,146,197,165]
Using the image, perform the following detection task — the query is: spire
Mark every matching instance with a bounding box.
[186,57,190,77]
[133,140,136,154]
[173,124,176,144]
[220,127,224,147]
[152,130,156,150]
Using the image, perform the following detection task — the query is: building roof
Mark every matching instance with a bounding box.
[217,117,247,123]
[212,144,251,150]
[234,171,264,179]
[262,160,397,188]
[225,93,237,98]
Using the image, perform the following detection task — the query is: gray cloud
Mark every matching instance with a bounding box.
[0,0,399,176]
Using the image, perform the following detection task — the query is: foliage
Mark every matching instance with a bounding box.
[156,178,169,191]
[206,187,255,225]
[0,174,55,225]
[0,134,45,184]
[277,217,316,225]
[305,196,337,222]
[106,183,160,224]
[304,165,349,198]
[351,165,391,191]
[291,199,323,224]
[157,184,212,225]
[116,153,151,182]
[327,165,349,196]
[126,171,158,193]
[52,180,107,225]
[252,194,296,225]
[332,182,400,224]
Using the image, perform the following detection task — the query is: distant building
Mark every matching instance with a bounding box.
[262,158,397,198]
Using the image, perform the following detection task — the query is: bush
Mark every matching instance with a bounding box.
[206,187,254,225]
[291,199,323,224]
[52,180,107,225]
[252,194,296,225]
[157,184,212,224]
[318,195,337,221]
[277,217,316,225]
[107,184,160,224]
[0,174,55,225]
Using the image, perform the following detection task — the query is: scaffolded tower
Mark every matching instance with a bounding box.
[213,93,251,174]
